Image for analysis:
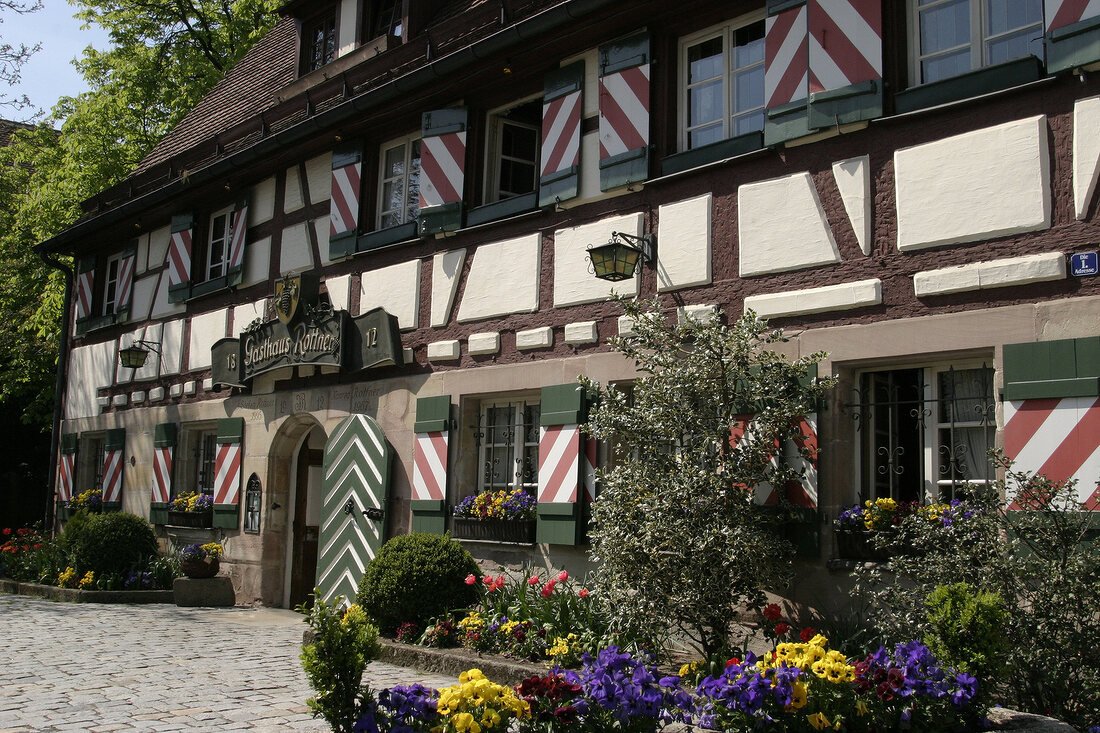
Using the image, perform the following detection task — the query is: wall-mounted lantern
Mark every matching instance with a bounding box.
[586,231,656,282]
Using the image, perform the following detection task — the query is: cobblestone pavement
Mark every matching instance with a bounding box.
[0,594,456,732]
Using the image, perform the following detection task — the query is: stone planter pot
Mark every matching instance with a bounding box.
[180,556,220,579]
[451,518,536,544]
[167,509,213,528]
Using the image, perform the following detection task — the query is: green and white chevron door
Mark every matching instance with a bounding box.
[317,414,392,604]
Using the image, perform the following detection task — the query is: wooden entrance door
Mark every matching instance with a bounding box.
[289,446,323,608]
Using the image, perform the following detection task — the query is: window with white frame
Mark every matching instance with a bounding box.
[377,134,421,229]
[177,428,218,498]
[476,399,541,493]
[680,13,766,151]
[102,253,123,316]
[83,436,106,492]
[848,362,995,504]
[485,99,540,203]
[911,0,1044,85]
[205,206,233,281]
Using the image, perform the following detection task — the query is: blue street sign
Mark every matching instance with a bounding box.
[1071,252,1098,277]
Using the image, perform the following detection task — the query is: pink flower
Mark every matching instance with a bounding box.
[464,574,476,585]
[482,575,493,585]
[527,575,540,585]
[541,579,557,597]
[557,570,569,582]
[578,588,589,598]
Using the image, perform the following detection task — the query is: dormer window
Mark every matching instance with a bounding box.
[372,0,403,39]
[303,10,337,73]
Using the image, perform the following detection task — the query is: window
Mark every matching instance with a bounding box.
[376,134,421,229]
[476,399,541,493]
[84,436,106,492]
[485,99,540,203]
[204,206,233,282]
[371,0,403,39]
[303,10,337,73]
[911,0,1044,85]
[244,473,262,533]
[195,430,218,495]
[102,253,123,316]
[849,363,995,504]
[680,14,765,151]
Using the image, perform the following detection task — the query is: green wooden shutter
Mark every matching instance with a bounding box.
[329,139,364,260]
[167,213,194,303]
[418,109,468,235]
[536,384,589,545]
[115,239,138,322]
[597,32,651,191]
[1046,13,1100,74]
[410,395,451,535]
[149,422,177,525]
[539,61,585,208]
[1004,337,1100,400]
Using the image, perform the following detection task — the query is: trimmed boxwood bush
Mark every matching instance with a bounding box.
[355,532,480,634]
[68,512,158,575]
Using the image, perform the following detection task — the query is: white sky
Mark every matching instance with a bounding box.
[2,0,111,119]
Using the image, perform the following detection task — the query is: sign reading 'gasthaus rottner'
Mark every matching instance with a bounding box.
[242,312,345,379]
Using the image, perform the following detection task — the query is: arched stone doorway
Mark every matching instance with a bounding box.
[264,413,327,608]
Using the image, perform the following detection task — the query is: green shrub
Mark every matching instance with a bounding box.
[59,509,95,552]
[355,532,480,634]
[68,512,158,576]
[300,594,382,733]
[924,582,1007,697]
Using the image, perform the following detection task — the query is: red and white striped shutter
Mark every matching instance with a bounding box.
[102,429,125,505]
[1045,0,1100,32]
[1004,396,1100,509]
[115,241,137,320]
[765,3,809,109]
[214,435,243,507]
[151,423,176,505]
[418,109,468,234]
[540,61,584,208]
[807,0,881,94]
[227,196,249,286]
[167,213,193,302]
[58,433,78,504]
[75,255,95,322]
[538,424,581,504]
[330,141,362,253]
[412,431,448,502]
[727,414,819,507]
[598,31,651,191]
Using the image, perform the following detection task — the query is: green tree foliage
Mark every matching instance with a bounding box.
[0,0,280,426]
[582,297,836,659]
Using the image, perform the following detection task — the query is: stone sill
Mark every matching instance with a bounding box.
[0,578,173,604]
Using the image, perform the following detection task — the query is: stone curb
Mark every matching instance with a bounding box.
[377,639,548,686]
[0,578,174,604]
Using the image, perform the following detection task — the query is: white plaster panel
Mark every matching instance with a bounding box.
[233,299,268,336]
[678,304,717,324]
[564,321,598,344]
[913,253,1066,297]
[738,172,841,276]
[284,165,304,213]
[402,348,414,364]
[744,279,883,319]
[251,177,276,225]
[516,326,553,350]
[243,235,271,287]
[147,225,170,270]
[1074,95,1100,220]
[428,340,460,361]
[65,340,117,420]
[337,0,357,56]
[184,381,197,395]
[831,155,872,255]
[431,249,466,327]
[657,193,712,292]
[458,235,540,322]
[280,224,313,274]
[160,319,184,376]
[325,274,352,312]
[306,153,332,204]
[96,396,109,409]
[130,274,157,322]
[150,271,185,319]
[617,316,635,336]
[149,387,165,401]
[203,378,214,391]
[894,115,1050,251]
[135,232,150,275]
[112,394,128,407]
[554,213,643,306]
[468,332,500,355]
[116,322,163,384]
[360,259,421,330]
[187,309,228,371]
[314,218,333,266]
[169,383,183,398]
[131,391,146,404]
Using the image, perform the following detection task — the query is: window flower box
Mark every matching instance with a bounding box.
[166,509,213,528]
[834,529,890,561]
[451,518,536,544]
